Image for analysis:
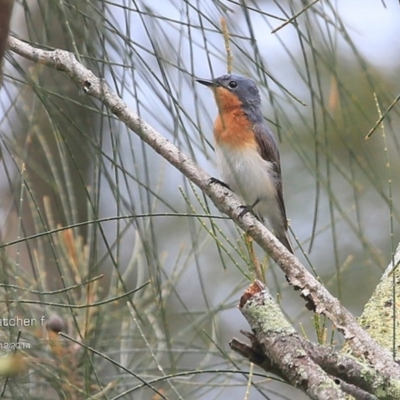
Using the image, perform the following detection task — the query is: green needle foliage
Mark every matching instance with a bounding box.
[0,1,399,399]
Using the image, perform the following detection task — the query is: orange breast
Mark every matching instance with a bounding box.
[213,87,257,149]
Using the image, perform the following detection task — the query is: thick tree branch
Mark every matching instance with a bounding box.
[233,281,348,400]
[0,0,13,83]
[7,36,400,380]
[231,338,377,400]
[356,243,400,360]
[231,281,400,400]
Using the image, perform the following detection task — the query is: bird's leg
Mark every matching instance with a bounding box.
[238,198,260,219]
[209,177,231,190]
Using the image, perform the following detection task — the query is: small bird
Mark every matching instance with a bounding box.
[196,73,293,253]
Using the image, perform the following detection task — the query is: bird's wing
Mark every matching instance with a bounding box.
[253,122,288,230]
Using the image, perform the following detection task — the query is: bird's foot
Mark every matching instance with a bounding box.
[238,199,260,218]
[209,177,231,190]
[238,205,251,218]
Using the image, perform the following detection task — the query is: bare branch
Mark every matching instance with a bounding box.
[7,36,400,380]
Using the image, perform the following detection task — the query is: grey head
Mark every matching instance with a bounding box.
[196,73,263,121]
[196,74,261,106]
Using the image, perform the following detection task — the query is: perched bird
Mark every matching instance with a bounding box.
[196,73,293,253]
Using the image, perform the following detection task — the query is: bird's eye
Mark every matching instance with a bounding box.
[228,81,237,89]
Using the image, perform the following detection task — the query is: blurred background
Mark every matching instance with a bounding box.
[0,0,400,399]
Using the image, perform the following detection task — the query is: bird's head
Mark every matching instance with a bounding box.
[196,73,261,113]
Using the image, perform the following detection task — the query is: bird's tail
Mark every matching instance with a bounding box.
[257,212,294,254]
[276,230,293,254]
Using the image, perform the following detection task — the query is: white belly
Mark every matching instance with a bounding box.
[215,143,280,223]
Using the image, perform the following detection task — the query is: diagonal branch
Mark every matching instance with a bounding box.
[6,36,400,379]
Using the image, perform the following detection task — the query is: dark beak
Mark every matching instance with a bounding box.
[195,78,215,87]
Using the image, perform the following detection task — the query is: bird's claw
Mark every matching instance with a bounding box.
[238,199,260,219]
[209,177,231,190]
[238,205,251,218]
